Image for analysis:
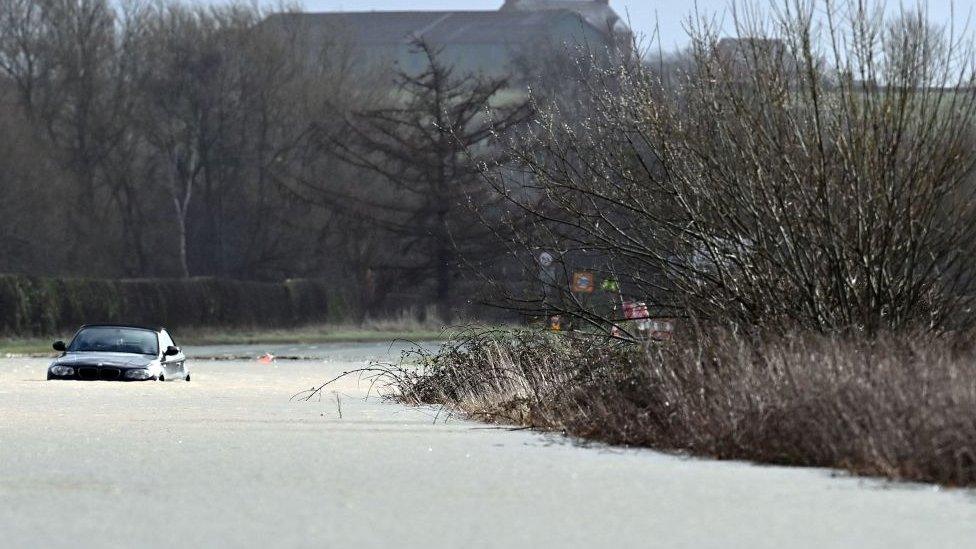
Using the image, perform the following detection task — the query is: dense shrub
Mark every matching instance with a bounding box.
[0,274,345,335]
[399,329,976,487]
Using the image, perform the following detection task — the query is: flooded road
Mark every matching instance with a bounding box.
[1,342,974,548]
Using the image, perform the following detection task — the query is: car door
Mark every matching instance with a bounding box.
[159,330,186,379]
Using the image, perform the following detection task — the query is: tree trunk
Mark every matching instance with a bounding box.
[173,202,190,279]
[435,209,452,323]
[171,165,195,279]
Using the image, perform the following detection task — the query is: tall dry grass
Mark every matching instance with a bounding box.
[398,329,976,486]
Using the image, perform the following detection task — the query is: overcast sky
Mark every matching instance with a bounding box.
[192,1,966,52]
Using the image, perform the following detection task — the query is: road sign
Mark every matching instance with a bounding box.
[572,271,595,293]
[623,301,649,320]
[601,278,620,292]
[649,319,675,341]
[549,315,563,332]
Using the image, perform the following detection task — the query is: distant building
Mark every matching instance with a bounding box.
[501,0,633,49]
[265,1,632,80]
[715,38,794,81]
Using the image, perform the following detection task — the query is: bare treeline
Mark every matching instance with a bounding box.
[487,0,976,334]
[4,0,972,331]
[0,0,353,281]
[0,0,539,321]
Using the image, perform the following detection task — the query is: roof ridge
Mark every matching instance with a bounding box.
[410,13,454,43]
[264,9,617,48]
[280,10,498,16]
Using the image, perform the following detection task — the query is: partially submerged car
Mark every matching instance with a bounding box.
[48,324,189,382]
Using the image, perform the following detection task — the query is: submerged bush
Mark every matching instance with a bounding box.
[400,329,976,487]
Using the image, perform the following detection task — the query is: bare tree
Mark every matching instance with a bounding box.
[484,0,976,336]
[309,39,531,321]
[134,4,226,277]
[0,0,132,273]
[0,0,387,288]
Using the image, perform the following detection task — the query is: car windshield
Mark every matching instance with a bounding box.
[68,327,159,355]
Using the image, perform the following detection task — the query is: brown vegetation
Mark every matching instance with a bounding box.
[386,2,976,487]
[399,328,976,487]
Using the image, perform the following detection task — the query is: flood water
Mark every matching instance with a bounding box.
[1,342,974,548]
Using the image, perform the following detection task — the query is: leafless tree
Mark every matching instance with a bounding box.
[308,39,531,321]
[484,0,976,336]
[129,3,321,278]
[0,0,134,272]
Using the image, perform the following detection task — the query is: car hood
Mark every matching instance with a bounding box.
[54,353,156,368]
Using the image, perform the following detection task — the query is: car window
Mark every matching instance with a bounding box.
[159,330,175,351]
[68,327,159,355]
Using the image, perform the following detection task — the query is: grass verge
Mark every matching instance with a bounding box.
[391,328,976,487]
[0,321,454,356]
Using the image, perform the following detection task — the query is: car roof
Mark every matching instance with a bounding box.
[78,323,164,333]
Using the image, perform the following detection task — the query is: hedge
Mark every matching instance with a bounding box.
[0,274,346,336]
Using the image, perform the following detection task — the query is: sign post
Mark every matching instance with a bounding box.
[538,252,557,319]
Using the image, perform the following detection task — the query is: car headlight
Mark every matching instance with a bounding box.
[49,365,75,376]
[124,369,153,380]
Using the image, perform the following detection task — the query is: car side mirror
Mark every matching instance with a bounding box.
[53,341,66,352]
[164,346,180,357]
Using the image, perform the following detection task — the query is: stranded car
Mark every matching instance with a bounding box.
[47,324,189,382]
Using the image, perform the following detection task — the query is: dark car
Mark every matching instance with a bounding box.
[47,324,189,382]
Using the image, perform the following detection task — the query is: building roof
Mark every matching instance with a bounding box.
[501,0,631,36]
[265,9,603,48]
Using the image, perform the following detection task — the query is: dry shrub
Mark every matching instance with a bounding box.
[401,329,976,486]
